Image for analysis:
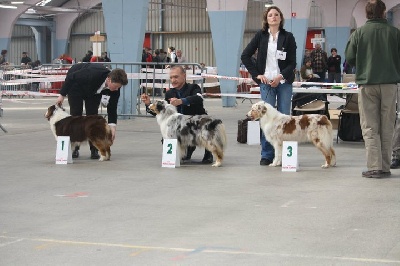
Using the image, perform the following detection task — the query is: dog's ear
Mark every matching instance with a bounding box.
[258,103,267,115]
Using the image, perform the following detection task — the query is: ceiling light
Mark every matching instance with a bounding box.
[25,8,36,13]
[0,4,17,9]
[264,0,274,7]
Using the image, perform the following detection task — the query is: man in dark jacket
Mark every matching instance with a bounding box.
[141,65,213,164]
[55,63,128,159]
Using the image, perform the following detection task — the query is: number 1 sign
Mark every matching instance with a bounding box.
[162,139,180,168]
[56,136,73,164]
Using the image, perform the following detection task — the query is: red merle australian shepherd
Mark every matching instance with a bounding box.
[247,101,336,168]
[149,100,227,167]
[44,105,113,161]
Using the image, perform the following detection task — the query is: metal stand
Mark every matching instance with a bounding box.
[0,123,7,133]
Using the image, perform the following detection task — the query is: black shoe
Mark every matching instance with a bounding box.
[390,159,400,169]
[90,150,100,160]
[182,155,191,161]
[260,158,272,166]
[72,150,79,158]
[201,155,213,164]
[201,150,213,164]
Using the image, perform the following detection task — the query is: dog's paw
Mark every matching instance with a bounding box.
[212,162,222,167]
[321,163,329,168]
[99,156,106,162]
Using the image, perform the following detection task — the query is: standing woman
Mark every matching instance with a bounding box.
[241,6,297,166]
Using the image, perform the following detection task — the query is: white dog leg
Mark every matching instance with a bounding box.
[270,144,282,166]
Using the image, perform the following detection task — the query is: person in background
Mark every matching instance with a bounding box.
[55,63,128,159]
[345,0,400,178]
[21,52,32,65]
[59,54,73,64]
[168,46,178,64]
[82,50,93,62]
[390,93,400,169]
[327,48,341,83]
[101,52,111,62]
[141,65,214,164]
[0,49,8,65]
[241,5,297,166]
[310,43,328,82]
[176,49,186,63]
[159,49,168,65]
[302,49,311,66]
[90,56,104,62]
[300,59,320,82]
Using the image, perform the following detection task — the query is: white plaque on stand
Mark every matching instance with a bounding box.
[56,136,73,164]
[282,141,298,172]
[247,121,260,145]
[162,139,180,168]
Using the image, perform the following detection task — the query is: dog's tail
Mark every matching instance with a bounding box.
[106,124,114,145]
[209,119,227,151]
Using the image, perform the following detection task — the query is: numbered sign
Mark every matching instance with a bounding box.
[56,136,73,164]
[162,139,180,168]
[282,141,298,172]
[247,121,260,145]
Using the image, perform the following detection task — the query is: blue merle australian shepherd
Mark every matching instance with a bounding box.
[149,100,227,167]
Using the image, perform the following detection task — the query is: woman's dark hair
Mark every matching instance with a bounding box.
[366,0,386,19]
[262,6,285,31]
[1,49,7,55]
[331,48,337,53]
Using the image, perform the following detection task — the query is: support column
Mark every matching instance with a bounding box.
[102,0,149,116]
[207,0,248,107]
[31,26,47,63]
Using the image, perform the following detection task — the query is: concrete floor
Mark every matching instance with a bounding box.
[0,96,399,266]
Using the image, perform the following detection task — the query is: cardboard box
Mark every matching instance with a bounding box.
[329,109,340,130]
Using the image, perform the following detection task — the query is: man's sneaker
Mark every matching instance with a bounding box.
[260,158,272,166]
[72,150,79,158]
[362,170,391,178]
[390,159,400,169]
[90,150,100,160]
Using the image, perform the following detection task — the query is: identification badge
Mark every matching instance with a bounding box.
[101,95,110,107]
[276,50,287,60]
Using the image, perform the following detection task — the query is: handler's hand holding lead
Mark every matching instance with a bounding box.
[141,93,151,105]
[169,97,181,106]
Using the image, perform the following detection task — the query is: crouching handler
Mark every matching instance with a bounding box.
[141,65,213,164]
[55,63,128,159]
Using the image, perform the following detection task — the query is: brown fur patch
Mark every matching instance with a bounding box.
[299,115,310,130]
[317,116,329,126]
[283,118,296,134]
[149,104,159,114]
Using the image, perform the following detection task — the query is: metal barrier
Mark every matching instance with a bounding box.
[0,62,209,117]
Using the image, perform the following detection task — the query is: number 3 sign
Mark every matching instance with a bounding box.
[282,141,298,172]
[162,139,180,168]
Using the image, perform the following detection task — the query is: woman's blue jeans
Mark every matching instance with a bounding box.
[259,82,293,160]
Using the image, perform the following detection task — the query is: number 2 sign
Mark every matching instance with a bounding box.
[162,139,180,168]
